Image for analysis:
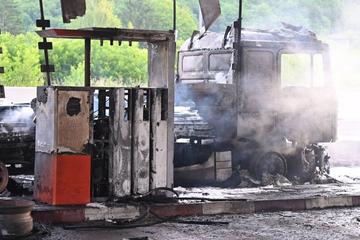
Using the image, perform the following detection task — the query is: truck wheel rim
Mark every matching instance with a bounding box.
[255,152,287,180]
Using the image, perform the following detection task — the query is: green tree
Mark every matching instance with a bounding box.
[0,0,25,34]
[20,0,66,33]
[67,0,121,28]
[54,41,148,86]
[176,0,343,34]
[0,32,44,86]
[298,0,343,34]
[91,40,148,85]
[47,38,84,84]
[115,0,197,40]
[19,0,39,33]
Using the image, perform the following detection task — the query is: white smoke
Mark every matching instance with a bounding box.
[0,105,35,135]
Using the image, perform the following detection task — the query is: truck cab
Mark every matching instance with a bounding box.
[175,22,337,183]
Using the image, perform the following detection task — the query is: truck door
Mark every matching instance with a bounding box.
[278,49,337,144]
[237,49,278,141]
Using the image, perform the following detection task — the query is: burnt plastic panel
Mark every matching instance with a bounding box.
[60,0,86,23]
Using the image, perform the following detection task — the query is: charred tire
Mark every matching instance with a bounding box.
[252,151,287,180]
[0,161,9,193]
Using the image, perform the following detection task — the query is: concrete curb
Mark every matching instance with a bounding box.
[31,195,360,223]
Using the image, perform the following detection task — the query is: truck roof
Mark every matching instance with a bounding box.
[180,22,323,52]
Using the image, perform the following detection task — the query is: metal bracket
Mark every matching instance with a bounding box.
[41,65,55,73]
[189,30,200,49]
[36,19,50,28]
[38,42,53,50]
[222,26,231,48]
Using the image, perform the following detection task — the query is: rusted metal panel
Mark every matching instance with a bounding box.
[36,86,56,153]
[150,88,168,190]
[36,86,90,153]
[109,88,132,197]
[57,90,90,153]
[148,39,175,190]
[34,152,54,204]
[178,50,233,83]
[60,0,86,23]
[36,28,175,42]
[166,42,175,190]
[132,88,150,194]
[148,42,170,88]
[199,0,221,34]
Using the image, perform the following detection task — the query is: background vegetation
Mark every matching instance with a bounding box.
[0,0,358,90]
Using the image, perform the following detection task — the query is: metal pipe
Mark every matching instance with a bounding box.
[199,6,202,32]
[237,0,243,70]
[173,0,176,31]
[236,0,243,118]
[239,0,242,22]
[39,0,51,85]
[85,38,91,86]
[39,0,45,22]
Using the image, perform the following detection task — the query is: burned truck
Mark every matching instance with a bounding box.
[174,22,337,186]
[0,86,35,192]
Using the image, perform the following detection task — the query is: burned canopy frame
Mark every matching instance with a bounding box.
[36,28,175,87]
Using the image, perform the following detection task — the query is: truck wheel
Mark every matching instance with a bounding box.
[252,151,287,180]
[0,161,9,193]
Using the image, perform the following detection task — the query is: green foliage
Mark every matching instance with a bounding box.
[19,0,40,33]
[68,0,121,29]
[50,40,148,86]
[47,39,84,84]
[0,32,44,86]
[178,0,343,35]
[20,0,65,32]
[0,0,25,35]
[91,41,148,85]
[115,0,197,40]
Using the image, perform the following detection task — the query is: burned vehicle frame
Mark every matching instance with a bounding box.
[0,88,36,192]
[174,22,337,186]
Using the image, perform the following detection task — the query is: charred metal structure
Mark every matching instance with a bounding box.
[174,22,337,185]
[34,28,175,204]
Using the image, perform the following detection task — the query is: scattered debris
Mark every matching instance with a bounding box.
[0,188,10,197]
[274,174,292,187]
